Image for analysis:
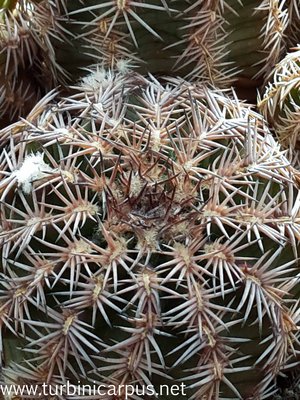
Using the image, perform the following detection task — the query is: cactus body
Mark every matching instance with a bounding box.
[0,71,300,399]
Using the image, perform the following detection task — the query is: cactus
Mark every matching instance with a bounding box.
[0,70,300,399]
[258,44,300,169]
[1,0,300,399]
[0,0,300,123]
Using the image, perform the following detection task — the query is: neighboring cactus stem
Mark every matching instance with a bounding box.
[258,44,300,168]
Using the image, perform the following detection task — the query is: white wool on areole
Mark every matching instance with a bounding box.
[13,152,54,194]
